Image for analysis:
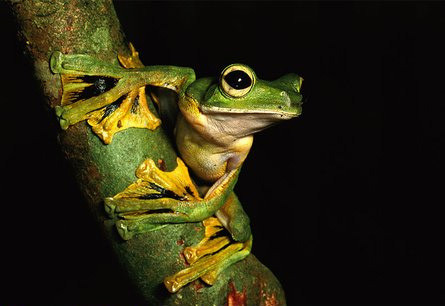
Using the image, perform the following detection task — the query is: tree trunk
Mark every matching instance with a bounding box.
[9,0,286,304]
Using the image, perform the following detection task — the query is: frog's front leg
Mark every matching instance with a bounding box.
[105,191,231,240]
[50,48,195,143]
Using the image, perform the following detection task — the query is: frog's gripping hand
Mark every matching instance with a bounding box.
[104,157,240,240]
[50,45,195,143]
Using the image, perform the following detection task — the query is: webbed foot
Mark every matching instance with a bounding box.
[164,217,252,293]
[50,44,161,143]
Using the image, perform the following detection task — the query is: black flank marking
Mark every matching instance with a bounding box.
[130,95,140,114]
[99,94,126,122]
[137,182,187,201]
[70,75,119,102]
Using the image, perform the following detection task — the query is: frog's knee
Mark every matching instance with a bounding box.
[50,51,64,73]
[229,215,251,242]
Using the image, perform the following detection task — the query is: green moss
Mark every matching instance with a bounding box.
[89,126,178,198]
[90,27,113,53]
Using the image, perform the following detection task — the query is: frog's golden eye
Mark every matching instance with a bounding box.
[220,64,255,98]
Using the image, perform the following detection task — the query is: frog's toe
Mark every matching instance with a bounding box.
[50,51,64,73]
[116,219,167,240]
[104,197,117,218]
[116,220,134,240]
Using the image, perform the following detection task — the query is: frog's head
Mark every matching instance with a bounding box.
[183,64,303,137]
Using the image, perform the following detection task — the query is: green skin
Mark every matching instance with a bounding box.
[50,52,303,243]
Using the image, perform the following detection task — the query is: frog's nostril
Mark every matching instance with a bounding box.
[280,91,291,107]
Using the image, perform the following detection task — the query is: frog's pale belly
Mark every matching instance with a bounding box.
[180,142,228,182]
[175,115,253,183]
[176,124,230,182]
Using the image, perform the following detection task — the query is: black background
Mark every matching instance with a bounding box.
[1,1,444,305]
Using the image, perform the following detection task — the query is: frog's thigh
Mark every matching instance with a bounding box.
[215,192,251,242]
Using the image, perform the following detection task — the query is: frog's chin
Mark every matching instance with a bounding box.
[200,105,300,121]
[198,105,300,138]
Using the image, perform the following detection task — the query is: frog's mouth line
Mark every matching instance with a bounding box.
[200,105,301,119]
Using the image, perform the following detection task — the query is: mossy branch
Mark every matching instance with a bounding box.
[9,0,286,304]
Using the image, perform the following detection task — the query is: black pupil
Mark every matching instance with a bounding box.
[224,70,252,90]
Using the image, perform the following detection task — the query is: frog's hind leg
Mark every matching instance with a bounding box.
[164,235,252,293]
[200,235,252,285]
[183,217,232,264]
[104,158,240,240]
[163,217,252,293]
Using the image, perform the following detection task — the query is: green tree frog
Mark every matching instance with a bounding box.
[50,45,303,292]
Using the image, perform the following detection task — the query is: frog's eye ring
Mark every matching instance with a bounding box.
[220,64,255,98]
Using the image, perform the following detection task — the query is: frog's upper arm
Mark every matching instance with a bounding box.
[149,86,180,132]
[225,135,254,172]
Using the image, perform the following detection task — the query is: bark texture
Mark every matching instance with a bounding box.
[9,1,286,304]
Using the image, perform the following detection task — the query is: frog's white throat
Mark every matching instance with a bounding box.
[199,105,295,139]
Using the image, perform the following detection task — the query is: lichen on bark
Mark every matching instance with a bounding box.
[9,0,286,304]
